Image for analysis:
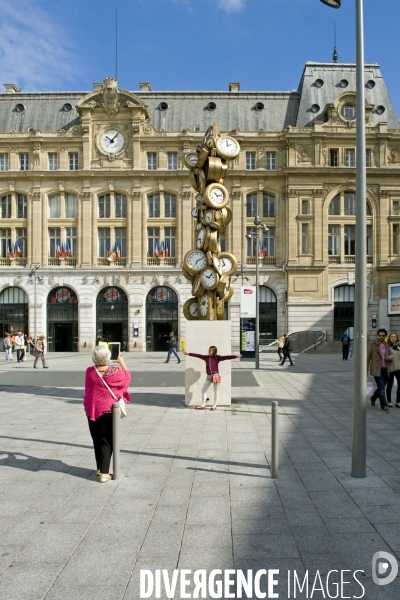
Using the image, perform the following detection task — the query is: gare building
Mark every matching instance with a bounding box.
[1,62,400,352]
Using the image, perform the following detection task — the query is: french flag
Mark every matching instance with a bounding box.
[254,240,261,257]
[262,240,268,257]
[14,241,22,257]
[154,240,160,258]
[164,239,169,258]
[105,240,111,256]
[161,240,165,258]
[56,241,61,257]
[114,241,121,258]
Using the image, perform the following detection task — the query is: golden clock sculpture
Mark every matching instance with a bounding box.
[182,123,239,320]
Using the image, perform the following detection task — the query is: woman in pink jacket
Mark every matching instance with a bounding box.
[83,346,131,482]
[184,345,241,410]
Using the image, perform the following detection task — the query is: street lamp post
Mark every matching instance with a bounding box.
[246,216,269,370]
[321,0,367,478]
[28,264,41,342]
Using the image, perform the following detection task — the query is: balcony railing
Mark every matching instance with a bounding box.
[246,256,276,266]
[48,257,77,266]
[147,257,177,267]
[330,255,373,264]
[0,257,27,267]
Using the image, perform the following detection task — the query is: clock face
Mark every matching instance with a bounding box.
[210,188,225,206]
[100,130,124,154]
[199,292,209,317]
[212,257,223,276]
[216,136,240,158]
[191,207,198,218]
[189,302,198,318]
[186,250,207,272]
[193,277,201,293]
[204,183,229,209]
[201,267,218,290]
[196,228,206,249]
[196,222,203,231]
[220,257,233,273]
[204,211,213,224]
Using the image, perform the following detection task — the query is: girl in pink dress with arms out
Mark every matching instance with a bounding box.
[184,345,241,410]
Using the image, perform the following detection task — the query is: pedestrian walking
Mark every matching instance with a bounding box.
[341,331,351,360]
[279,333,294,366]
[277,337,284,361]
[367,328,390,413]
[184,346,241,410]
[26,335,35,356]
[83,345,131,483]
[385,331,400,408]
[164,332,181,364]
[3,333,13,361]
[33,335,49,369]
[15,331,25,363]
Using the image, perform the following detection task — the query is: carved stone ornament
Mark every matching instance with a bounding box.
[367,185,379,202]
[79,191,91,199]
[323,184,337,199]
[58,129,67,136]
[313,189,324,198]
[181,191,191,199]
[231,191,241,199]
[130,191,142,199]
[132,123,140,134]
[388,147,400,164]
[90,159,102,169]
[8,180,15,190]
[71,125,81,136]
[288,189,299,197]
[29,191,41,200]
[101,78,121,117]
[297,146,312,164]
[81,124,90,135]
[380,189,390,197]
[143,125,153,135]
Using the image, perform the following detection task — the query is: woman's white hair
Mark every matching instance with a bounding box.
[92,345,111,366]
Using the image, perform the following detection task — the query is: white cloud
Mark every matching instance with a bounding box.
[0,0,80,91]
[217,0,247,12]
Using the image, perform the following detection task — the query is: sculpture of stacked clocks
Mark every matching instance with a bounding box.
[182,123,239,321]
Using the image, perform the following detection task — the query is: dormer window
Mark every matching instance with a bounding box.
[314,79,324,88]
[339,79,349,88]
[342,104,356,120]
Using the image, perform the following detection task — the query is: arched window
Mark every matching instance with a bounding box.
[148,194,160,218]
[65,194,77,218]
[49,195,61,218]
[263,194,275,218]
[246,193,258,217]
[329,192,371,216]
[98,194,110,218]
[342,104,356,120]
[17,194,27,218]
[328,192,373,264]
[115,194,127,218]
[165,194,176,218]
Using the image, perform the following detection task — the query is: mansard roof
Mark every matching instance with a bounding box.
[0,63,398,133]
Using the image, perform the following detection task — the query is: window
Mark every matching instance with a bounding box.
[0,228,11,257]
[65,194,77,218]
[394,224,399,254]
[329,195,340,215]
[367,225,372,256]
[164,227,176,257]
[328,225,340,256]
[164,194,176,218]
[263,194,275,218]
[147,153,157,170]
[48,228,61,257]
[366,149,371,168]
[65,227,76,256]
[115,194,127,218]
[301,224,308,254]
[16,228,26,257]
[98,194,110,218]
[19,153,29,171]
[69,153,78,170]
[114,227,126,257]
[344,192,355,215]
[49,195,61,218]
[0,154,8,171]
[263,227,275,256]
[220,233,226,252]
[266,152,276,170]
[147,227,160,257]
[301,200,309,215]
[344,225,355,255]
[246,193,258,217]
[330,149,339,167]
[342,104,356,120]
[0,195,12,218]
[167,152,178,170]
[17,194,27,218]
[148,194,160,218]
[98,227,110,257]
[345,149,355,167]
[48,153,58,171]
[246,152,256,170]
[393,201,399,216]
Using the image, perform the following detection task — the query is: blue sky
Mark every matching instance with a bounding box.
[1,0,400,114]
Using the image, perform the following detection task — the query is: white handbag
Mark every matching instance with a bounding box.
[95,368,127,418]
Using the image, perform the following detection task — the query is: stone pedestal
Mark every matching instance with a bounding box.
[185,321,232,406]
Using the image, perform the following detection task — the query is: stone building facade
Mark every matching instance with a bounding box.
[1,63,400,352]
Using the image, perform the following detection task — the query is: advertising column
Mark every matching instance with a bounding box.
[240,286,256,359]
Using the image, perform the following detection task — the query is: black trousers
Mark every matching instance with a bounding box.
[386,371,400,404]
[342,345,349,360]
[87,412,113,474]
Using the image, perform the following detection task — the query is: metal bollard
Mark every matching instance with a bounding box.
[271,401,279,479]
[112,403,120,481]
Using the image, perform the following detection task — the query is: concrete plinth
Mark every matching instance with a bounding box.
[185,321,232,406]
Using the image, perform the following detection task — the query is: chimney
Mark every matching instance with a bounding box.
[229,82,240,92]
[93,83,103,90]
[139,82,152,92]
[4,84,20,93]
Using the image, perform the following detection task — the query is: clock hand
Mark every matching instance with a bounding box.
[105,136,113,142]
[111,132,119,142]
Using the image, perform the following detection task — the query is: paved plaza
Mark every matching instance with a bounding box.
[1,351,400,599]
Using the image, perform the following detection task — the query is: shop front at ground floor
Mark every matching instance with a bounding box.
[0,268,394,352]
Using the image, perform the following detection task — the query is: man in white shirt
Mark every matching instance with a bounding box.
[15,332,25,363]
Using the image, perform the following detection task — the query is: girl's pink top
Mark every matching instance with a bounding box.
[83,365,131,421]
[188,353,237,375]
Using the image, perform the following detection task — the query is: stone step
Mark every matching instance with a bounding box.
[306,341,348,354]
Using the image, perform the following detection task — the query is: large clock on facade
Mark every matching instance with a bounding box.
[97,129,126,155]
